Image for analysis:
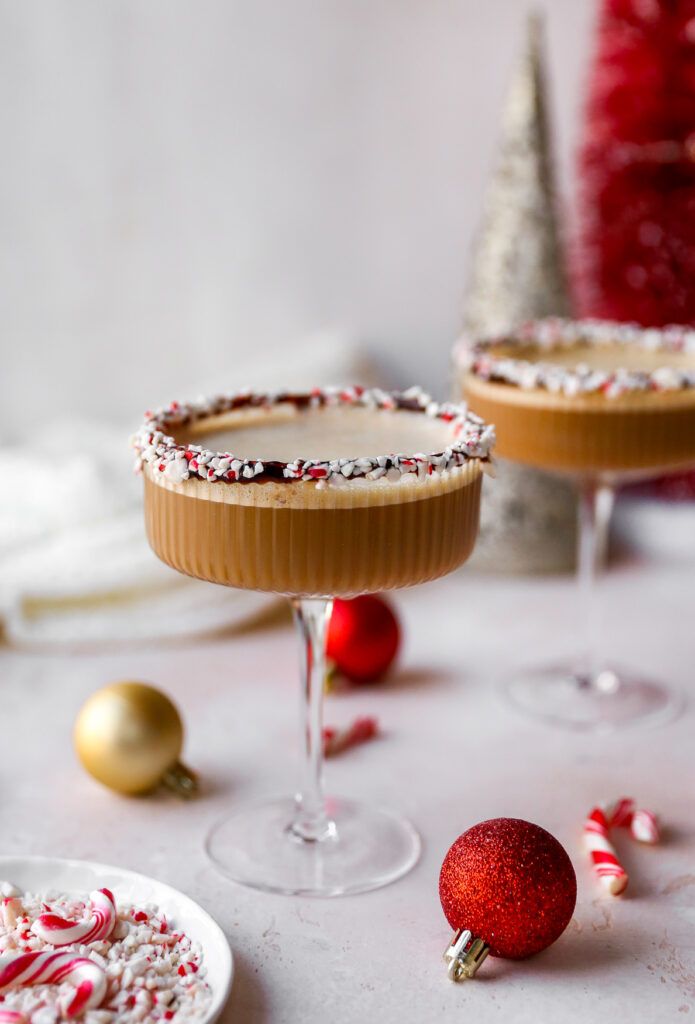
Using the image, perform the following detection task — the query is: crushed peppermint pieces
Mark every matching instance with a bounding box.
[323,717,379,758]
[131,386,495,487]
[0,885,212,1023]
[456,317,695,397]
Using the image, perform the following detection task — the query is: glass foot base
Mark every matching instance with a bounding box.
[505,663,683,732]
[205,796,421,896]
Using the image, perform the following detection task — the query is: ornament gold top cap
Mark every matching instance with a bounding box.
[162,761,199,798]
[444,928,490,981]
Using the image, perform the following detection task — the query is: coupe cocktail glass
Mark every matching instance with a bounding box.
[134,387,494,895]
[457,318,695,732]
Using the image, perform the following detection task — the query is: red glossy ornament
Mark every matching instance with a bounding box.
[439,818,576,962]
[326,596,400,683]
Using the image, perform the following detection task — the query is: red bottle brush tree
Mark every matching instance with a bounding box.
[576,0,695,325]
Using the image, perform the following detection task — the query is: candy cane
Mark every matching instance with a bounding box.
[584,805,628,895]
[31,889,116,947]
[0,952,106,1019]
[631,808,660,844]
[605,797,634,830]
[605,797,661,844]
[585,798,660,895]
[323,717,378,757]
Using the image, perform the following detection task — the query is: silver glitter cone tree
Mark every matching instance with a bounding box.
[463,11,576,573]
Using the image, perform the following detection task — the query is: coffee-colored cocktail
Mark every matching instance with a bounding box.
[459,329,695,476]
[455,318,695,730]
[144,402,483,597]
[134,386,494,895]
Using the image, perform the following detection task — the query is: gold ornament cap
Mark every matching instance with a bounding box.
[74,682,198,797]
[444,928,490,981]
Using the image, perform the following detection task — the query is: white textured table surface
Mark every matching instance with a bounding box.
[2,517,694,1023]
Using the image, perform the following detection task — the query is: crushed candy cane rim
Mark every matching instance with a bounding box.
[455,318,695,398]
[132,386,495,486]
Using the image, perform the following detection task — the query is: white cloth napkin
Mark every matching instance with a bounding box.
[0,420,273,647]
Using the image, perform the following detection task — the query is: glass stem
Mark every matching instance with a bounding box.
[289,597,335,843]
[576,477,615,687]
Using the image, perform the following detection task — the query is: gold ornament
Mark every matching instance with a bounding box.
[74,682,198,797]
[462,11,577,574]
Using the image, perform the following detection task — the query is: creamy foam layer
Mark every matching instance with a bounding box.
[145,459,481,509]
[181,405,454,462]
[463,374,695,409]
[490,342,695,373]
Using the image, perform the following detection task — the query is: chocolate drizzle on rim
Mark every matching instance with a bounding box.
[456,318,695,398]
[132,386,495,486]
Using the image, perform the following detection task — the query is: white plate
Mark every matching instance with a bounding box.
[0,855,233,1024]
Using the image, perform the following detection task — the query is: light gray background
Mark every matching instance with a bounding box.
[0,1,593,436]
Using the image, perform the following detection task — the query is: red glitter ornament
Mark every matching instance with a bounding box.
[439,818,576,965]
[326,595,400,683]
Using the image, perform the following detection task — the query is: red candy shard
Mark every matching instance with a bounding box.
[323,716,379,757]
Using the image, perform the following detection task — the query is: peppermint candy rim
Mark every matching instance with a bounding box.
[132,385,495,486]
[455,317,695,398]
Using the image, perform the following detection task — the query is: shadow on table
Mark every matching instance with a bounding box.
[383,665,462,693]
[476,927,625,980]
[657,823,694,850]
[607,822,692,900]
[217,948,270,1024]
[190,771,237,801]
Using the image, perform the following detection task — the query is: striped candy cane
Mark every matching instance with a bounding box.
[0,952,106,1019]
[605,797,634,830]
[631,808,660,844]
[605,798,660,843]
[31,889,116,947]
[585,797,660,895]
[584,805,628,895]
